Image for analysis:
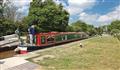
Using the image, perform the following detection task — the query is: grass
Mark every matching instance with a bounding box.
[28,35,120,70]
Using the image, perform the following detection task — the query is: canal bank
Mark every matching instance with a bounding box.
[0,39,88,70]
[0,57,40,70]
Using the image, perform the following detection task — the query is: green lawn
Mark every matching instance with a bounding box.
[28,35,120,70]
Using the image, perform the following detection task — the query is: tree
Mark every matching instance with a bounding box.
[3,0,18,21]
[0,19,17,36]
[66,25,74,32]
[71,20,88,32]
[69,20,96,36]
[107,20,120,41]
[87,25,96,36]
[95,27,103,35]
[111,29,120,36]
[0,0,5,36]
[108,20,120,31]
[27,0,69,32]
[0,0,18,36]
[0,0,4,24]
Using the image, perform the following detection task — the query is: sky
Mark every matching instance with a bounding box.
[11,0,120,27]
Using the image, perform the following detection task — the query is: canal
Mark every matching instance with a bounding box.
[0,50,17,59]
[0,46,18,59]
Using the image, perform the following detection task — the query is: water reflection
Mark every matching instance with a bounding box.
[0,50,16,59]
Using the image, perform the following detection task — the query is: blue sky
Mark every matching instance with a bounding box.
[85,0,120,15]
[58,0,120,27]
[12,0,120,27]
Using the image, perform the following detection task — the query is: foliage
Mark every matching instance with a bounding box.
[110,29,120,36]
[107,20,120,41]
[68,20,97,36]
[95,27,103,36]
[65,25,74,32]
[0,0,4,25]
[0,0,19,36]
[71,20,88,32]
[87,25,97,36]
[15,20,29,34]
[26,0,69,32]
[3,0,18,21]
[0,0,5,36]
[0,0,70,36]
[0,19,17,36]
[108,20,120,31]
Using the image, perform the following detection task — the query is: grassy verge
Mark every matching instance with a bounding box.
[28,35,120,70]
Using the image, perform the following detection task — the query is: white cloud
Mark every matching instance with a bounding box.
[17,6,29,13]
[79,12,100,26]
[98,5,120,22]
[80,12,86,16]
[69,0,95,5]
[79,13,99,22]
[50,0,96,15]
[79,5,120,27]
[41,0,45,2]
[11,0,32,7]
[11,0,32,17]
[67,0,96,15]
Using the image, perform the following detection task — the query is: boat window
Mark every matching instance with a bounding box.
[41,36,46,44]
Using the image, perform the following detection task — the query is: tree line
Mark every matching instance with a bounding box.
[0,0,24,36]
[0,0,97,36]
[0,0,120,39]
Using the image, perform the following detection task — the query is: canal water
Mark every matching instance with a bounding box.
[0,45,18,59]
[0,50,17,59]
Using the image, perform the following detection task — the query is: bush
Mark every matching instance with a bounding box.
[111,29,120,41]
